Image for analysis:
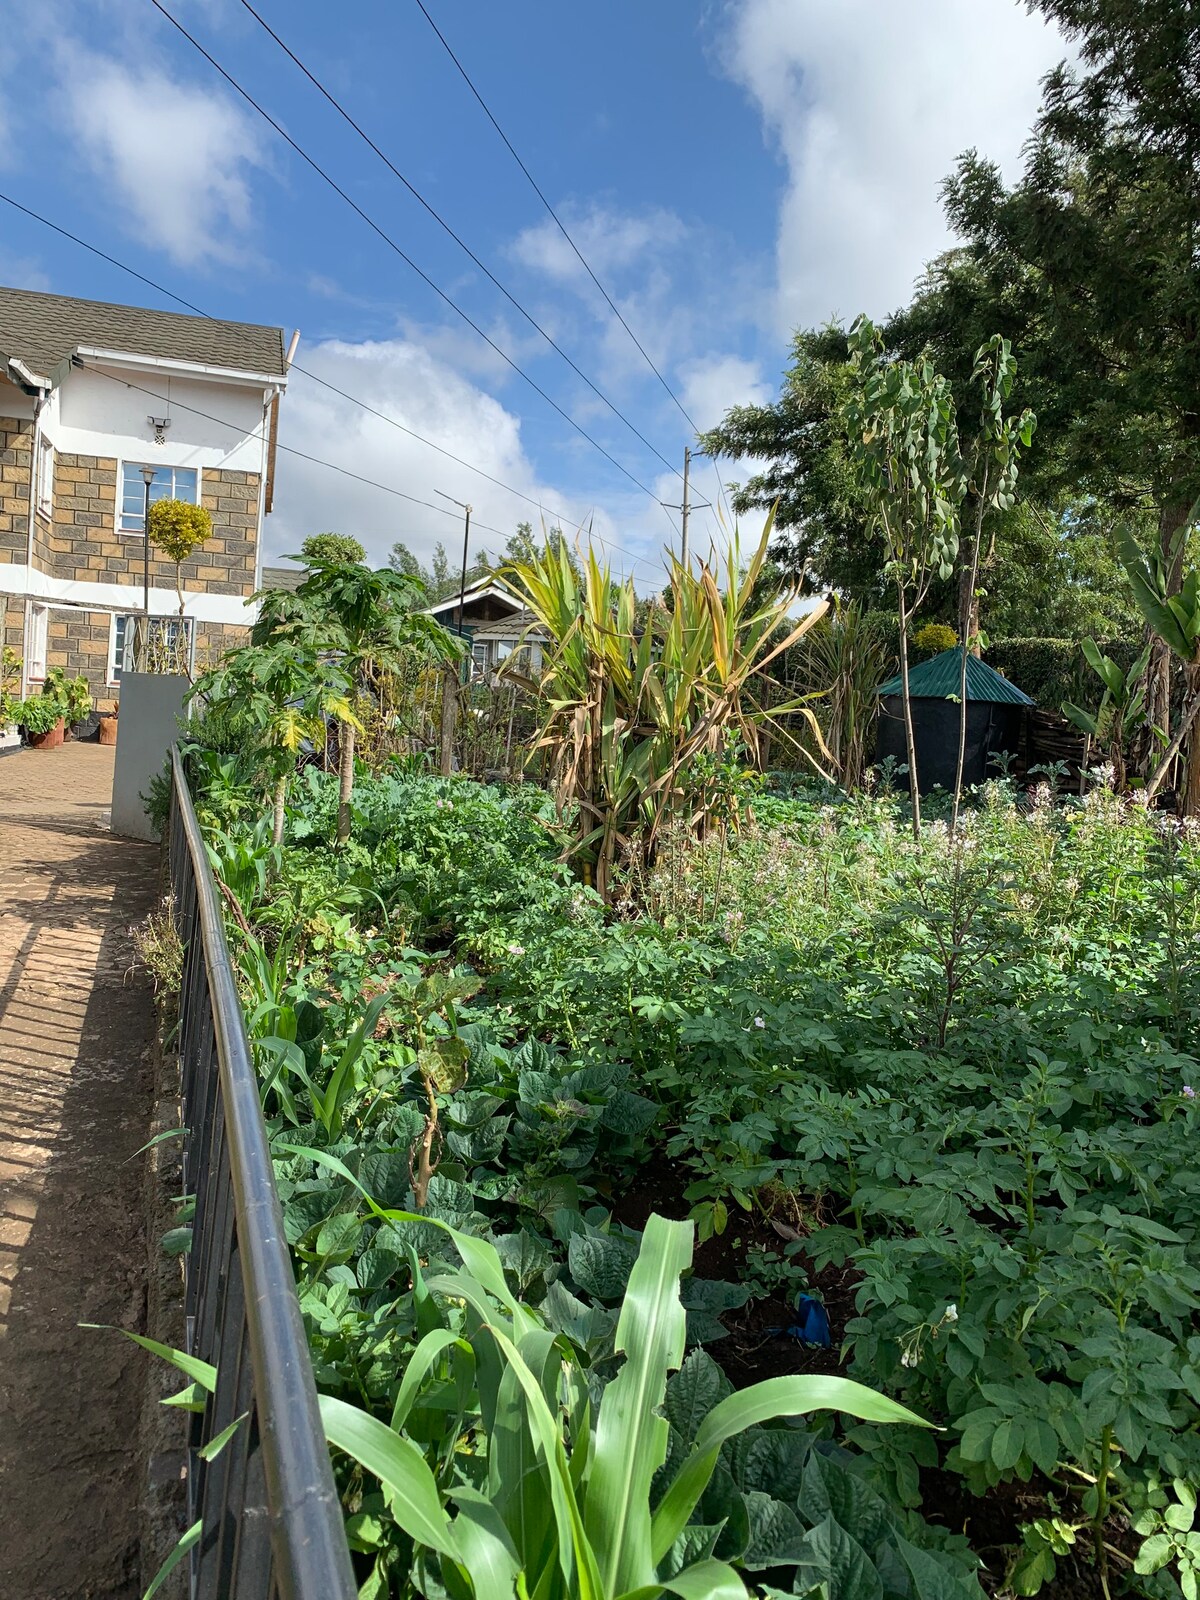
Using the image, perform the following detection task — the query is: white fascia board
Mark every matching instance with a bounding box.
[74,347,288,392]
[425,583,515,616]
[0,563,258,625]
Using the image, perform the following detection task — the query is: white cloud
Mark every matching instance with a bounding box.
[62,51,268,267]
[678,354,770,433]
[269,336,666,581]
[511,204,687,287]
[717,0,1069,334]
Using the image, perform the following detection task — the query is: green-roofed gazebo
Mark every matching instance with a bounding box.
[876,647,1034,793]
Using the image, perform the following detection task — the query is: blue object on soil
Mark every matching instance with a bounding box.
[771,1293,831,1348]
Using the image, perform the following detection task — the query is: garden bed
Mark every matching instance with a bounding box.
[178,758,1200,1599]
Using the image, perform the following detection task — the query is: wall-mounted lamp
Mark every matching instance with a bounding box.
[148,415,171,445]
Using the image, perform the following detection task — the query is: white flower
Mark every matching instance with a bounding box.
[507,942,525,956]
[753,1016,766,1029]
[945,1303,958,1322]
[435,799,444,809]
[900,1350,916,1368]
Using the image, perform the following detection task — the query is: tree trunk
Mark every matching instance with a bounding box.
[336,720,355,842]
[1143,499,1192,753]
[439,666,457,777]
[1184,663,1200,817]
[897,584,922,840]
[272,772,287,846]
[952,479,988,834]
[956,541,982,656]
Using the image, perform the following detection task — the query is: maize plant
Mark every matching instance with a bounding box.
[499,517,829,900]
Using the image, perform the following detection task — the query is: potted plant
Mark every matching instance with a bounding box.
[98,701,119,746]
[19,691,66,749]
[43,667,94,738]
[1,645,21,739]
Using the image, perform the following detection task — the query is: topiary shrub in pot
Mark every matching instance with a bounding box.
[147,498,213,671]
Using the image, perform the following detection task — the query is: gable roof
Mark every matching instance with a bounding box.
[0,284,286,387]
[877,647,1034,705]
[425,580,517,617]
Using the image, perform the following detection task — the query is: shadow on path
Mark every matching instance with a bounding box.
[0,745,160,1600]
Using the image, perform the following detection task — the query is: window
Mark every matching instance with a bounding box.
[118,463,199,535]
[27,603,49,681]
[109,614,194,681]
[36,438,54,517]
[471,640,489,674]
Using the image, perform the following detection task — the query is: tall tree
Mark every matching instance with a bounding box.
[387,540,485,602]
[843,317,966,835]
[889,0,1200,736]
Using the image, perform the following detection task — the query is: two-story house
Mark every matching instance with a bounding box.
[0,284,289,705]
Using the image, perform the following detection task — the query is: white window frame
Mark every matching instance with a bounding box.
[36,437,54,518]
[117,461,201,537]
[108,612,195,683]
[27,602,49,682]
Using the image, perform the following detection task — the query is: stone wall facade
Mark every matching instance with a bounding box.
[46,457,260,596]
[0,418,32,565]
[2,442,261,702]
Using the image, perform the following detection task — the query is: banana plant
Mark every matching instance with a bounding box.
[1115,519,1200,809]
[1063,637,1152,792]
[294,1167,930,1600]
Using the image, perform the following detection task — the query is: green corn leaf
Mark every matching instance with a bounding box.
[651,1375,929,1564]
[481,1320,604,1600]
[584,1214,694,1596]
[142,1519,201,1600]
[199,1412,248,1462]
[390,1328,473,1432]
[82,1325,216,1392]
[449,1487,523,1600]
[616,1557,748,1600]
[318,1393,460,1561]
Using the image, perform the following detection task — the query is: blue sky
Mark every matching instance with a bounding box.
[0,0,1068,582]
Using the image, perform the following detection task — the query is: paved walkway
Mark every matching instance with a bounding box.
[0,743,159,1599]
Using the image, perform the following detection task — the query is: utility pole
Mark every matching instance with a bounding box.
[436,492,472,776]
[661,448,707,569]
[681,446,691,570]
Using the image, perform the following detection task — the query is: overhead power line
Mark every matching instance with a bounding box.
[0,188,668,576]
[147,0,666,507]
[236,0,683,487]
[409,0,734,525]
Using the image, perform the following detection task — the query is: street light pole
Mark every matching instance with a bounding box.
[139,464,155,671]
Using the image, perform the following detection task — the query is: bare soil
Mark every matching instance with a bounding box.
[0,744,159,1600]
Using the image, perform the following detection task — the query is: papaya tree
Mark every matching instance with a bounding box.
[253,557,463,841]
[191,642,359,845]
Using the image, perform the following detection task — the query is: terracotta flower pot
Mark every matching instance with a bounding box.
[27,719,65,750]
[98,715,118,747]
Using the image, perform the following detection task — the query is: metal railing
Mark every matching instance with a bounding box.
[169,748,357,1599]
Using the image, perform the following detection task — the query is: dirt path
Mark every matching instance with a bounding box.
[0,743,159,1600]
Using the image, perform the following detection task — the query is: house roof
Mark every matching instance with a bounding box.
[260,564,306,593]
[877,647,1034,705]
[425,579,516,617]
[0,284,287,388]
